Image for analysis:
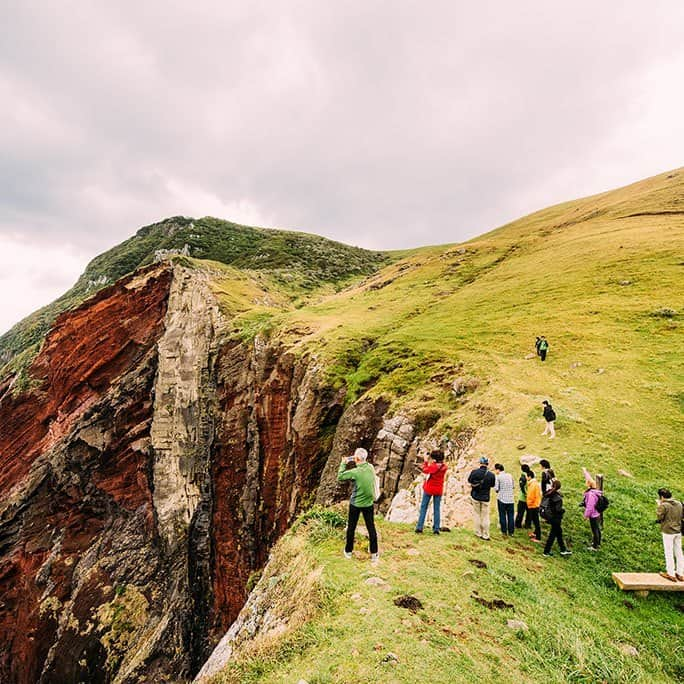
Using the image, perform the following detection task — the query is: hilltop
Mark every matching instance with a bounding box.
[0,216,388,368]
[0,168,682,684]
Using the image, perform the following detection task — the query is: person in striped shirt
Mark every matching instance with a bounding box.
[494,463,515,536]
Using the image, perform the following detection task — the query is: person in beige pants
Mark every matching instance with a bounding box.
[467,457,496,540]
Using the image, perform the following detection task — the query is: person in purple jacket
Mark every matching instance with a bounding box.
[582,468,603,551]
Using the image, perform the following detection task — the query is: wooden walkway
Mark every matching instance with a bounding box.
[612,572,684,597]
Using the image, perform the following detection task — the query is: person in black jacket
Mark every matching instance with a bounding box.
[467,457,496,540]
[541,400,556,439]
[539,459,556,494]
[542,480,572,557]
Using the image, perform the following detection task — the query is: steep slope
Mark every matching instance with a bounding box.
[1,168,682,683]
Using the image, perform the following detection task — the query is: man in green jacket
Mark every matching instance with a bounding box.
[338,447,379,563]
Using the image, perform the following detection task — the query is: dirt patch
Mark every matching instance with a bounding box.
[675,603,684,614]
[468,559,487,569]
[452,544,466,551]
[471,593,513,610]
[623,600,635,610]
[393,595,423,613]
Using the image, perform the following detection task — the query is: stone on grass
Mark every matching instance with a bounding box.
[618,469,633,478]
[507,619,529,631]
[381,652,399,665]
[519,454,540,467]
[619,644,638,657]
[365,576,390,589]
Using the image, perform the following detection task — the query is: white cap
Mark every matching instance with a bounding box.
[354,447,368,461]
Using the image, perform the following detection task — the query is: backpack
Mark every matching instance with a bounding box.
[595,493,609,513]
[547,408,556,422]
[373,470,382,502]
[540,496,553,521]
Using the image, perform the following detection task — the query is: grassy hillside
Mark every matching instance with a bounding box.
[0,216,388,367]
[208,168,684,683]
[212,512,683,683]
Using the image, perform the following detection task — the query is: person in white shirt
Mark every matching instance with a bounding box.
[494,463,515,536]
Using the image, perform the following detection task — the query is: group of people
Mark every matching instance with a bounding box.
[467,457,607,556]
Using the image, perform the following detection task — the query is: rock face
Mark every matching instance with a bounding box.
[0,265,347,683]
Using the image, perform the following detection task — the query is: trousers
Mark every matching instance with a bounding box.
[472,499,490,539]
[345,504,378,554]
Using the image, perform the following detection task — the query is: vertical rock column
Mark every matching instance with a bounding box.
[150,266,222,549]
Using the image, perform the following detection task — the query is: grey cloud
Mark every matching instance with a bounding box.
[1,0,684,256]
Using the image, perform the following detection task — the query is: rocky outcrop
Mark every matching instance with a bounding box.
[0,262,351,683]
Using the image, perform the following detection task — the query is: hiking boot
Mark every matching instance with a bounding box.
[659,572,677,582]
[343,551,352,559]
[560,550,573,556]
[414,529,423,534]
[433,530,440,535]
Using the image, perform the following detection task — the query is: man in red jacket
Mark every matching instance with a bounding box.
[415,450,448,535]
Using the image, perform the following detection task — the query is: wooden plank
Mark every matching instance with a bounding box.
[612,572,684,592]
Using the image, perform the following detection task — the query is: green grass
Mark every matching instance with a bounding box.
[208,168,684,682]
[214,509,684,684]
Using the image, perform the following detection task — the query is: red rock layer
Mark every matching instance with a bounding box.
[0,266,173,684]
[0,265,173,495]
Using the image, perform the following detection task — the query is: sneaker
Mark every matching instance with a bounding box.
[414,529,423,534]
[587,546,597,552]
[543,552,553,557]
[676,574,684,582]
[659,572,677,582]
[344,551,352,559]
[433,530,440,535]
[530,537,541,543]
[560,550,573,556]
[481,536,490,541]
[370,553,379,564]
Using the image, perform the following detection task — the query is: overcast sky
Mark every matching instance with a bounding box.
[2,1,684,334]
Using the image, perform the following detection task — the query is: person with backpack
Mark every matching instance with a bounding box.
[415,450,448,535]
[467,457,496,540]
[541,480,572,557]
[540,459,556,494]
[494,463,515,536]
[337,448,379,563]
[541,400,556,439]
[655,488,684,582]
[538,336,549,361]
[581,469,604,551]
[526,470,542,542]
[515,464,532,529]
[535,336,542,357]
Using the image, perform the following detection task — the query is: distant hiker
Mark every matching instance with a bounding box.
[581,468,603,551]
[541,400,556,439]
[494,463,515,536]
[539,459,556,494]
[535,336,542,357]
[525,470,542,542]
[538,336,549,361]
[338,448,379,563]
[541,480,571,557]
[655,488,684,582]
[515,464,532,529]
[467,457,496,540]
[415,450,448,535]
